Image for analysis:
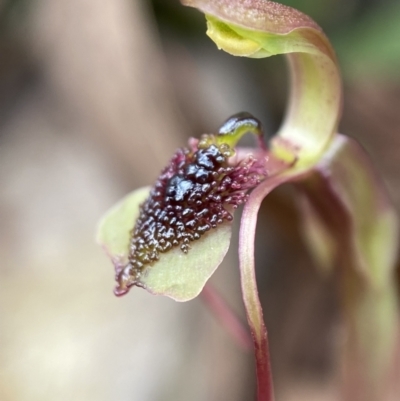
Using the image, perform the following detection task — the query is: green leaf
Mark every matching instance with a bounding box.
[181,0,342,166]
[97,187,233,302]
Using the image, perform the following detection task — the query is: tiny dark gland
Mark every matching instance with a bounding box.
[126,138,261,280]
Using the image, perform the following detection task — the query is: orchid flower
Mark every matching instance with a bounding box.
[97,1,399,400]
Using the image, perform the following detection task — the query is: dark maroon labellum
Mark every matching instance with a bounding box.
[114,134,266,295]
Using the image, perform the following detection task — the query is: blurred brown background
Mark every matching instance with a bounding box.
[0,0,399,400]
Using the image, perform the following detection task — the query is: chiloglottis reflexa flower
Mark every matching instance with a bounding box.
[98,112,288,300]
[97,1,399,401]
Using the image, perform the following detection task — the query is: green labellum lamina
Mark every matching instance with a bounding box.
[98,113,270,300]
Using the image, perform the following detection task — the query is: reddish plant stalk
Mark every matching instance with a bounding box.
[201,283,253,350]
[238,169,305,401]
[238,176,286,401]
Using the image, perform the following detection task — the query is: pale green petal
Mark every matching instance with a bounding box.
[299,135,398,398]
[97,187,151,263]
[311,135,398,287]
[141,222,231,301]
[298,194,336,274]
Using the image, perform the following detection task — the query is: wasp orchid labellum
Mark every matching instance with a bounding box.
[97,1,399,401]
[98,113,287,301]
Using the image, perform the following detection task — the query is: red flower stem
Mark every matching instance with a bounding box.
[239,175,290,401]
[201,283,253,351]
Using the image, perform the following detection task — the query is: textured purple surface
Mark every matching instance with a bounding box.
[115,135,267,295]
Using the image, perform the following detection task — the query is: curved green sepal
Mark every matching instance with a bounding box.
[181,0,342,166]
[302,135,398,287]
[97,187,232,302]
[298,135,398,398]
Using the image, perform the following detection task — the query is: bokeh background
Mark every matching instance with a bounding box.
[1,0,399,400]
